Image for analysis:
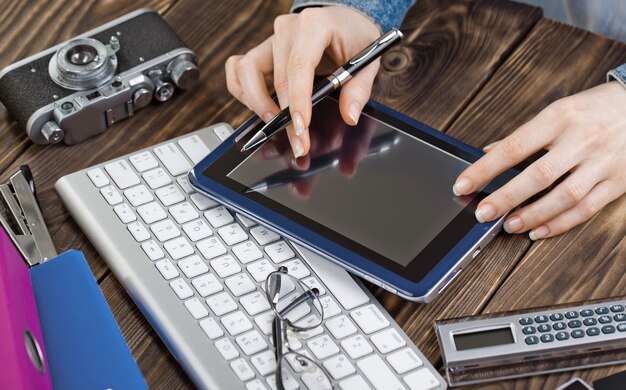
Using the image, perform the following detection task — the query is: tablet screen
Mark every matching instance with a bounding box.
[227,99,472,266]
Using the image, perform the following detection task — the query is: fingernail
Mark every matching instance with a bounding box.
[475,203,496,223]
[293,112,305,136]
[348,102,361,125]
[453,177,473,196]
[483,141,498,152]
[504,216,524,233]
[529,225,550,241]
[292,137,304,158]
[262,112,274,122]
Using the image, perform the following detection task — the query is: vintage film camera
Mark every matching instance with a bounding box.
[0,9,198,145]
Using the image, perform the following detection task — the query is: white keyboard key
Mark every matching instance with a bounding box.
[350,304,389,335]
[155,258,179,280]
[124,184,154,207]
[296,244,370,311]
[254,311,274,335]
[357,355,407,390]
[236,213,257,228]
[265,241,295,263]
[129,151,158,172]
[177,255,209,278]
[113,203,136,223]
[281,258,310,279]
[320,296,342,319]
[206,292,238,316]
[87,168,109,187]
[105,160,140,189]
[221,311,253,336]
[250,350,276,376]
[323,354,356,380]
[308,334,340,360]
[170,278,193,299]
[215,338,239,360]
[210,255,241,278]
[387,348,423,375]
[240,291,271,316]
[190,192,217,210]
[236,330,268,356]
[301,277,325,296]
[339,375,372,390]
[230,358,255,382]
[137,201,167,224]
[155,184,185,206]
[225,273,256,296]
[127,222,150,242]
[150,219,181,242]
[246,379,268,390]
[154,143,191,176]
[403,369,440,390]
[170,201,199,224]
[183,219,212,241]
[178,135,211,164]
[141,240,165,261]
[197,237,227,260]
[184,297,208,319]
[214,124,232,141]
[199,317,224,340]
[218,223,248,246]
[340,335,373,360]
[204,206,234,228]
[164,237,194,260]
[247,259,276,283]
[297,316,324,338]
[267,370,299,390]
[192,273,222,297]
[371,328,406,354]
[250,226,280,245]
[325,315,357,340]
[100,185,123,205]
[177,175,195,194]
[232,241,263,264]
[143,167,171,189]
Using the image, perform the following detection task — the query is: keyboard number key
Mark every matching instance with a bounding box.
[164,237,194,260]
[199,317,224,340]
[155,259,179,280]
[207,292,238,316]
[113,203,136,223]
[192,273,223,297]
[155,184,185,206]
[170,278,193,299]
[127,222,150,242]
[177,255,209,278]
[184,297,208,319]
[141,240,165,261]
[143,168,171,190]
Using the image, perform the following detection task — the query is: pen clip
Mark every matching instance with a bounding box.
[349,29,402,66]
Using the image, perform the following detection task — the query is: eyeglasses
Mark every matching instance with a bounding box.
[264,266,334,390]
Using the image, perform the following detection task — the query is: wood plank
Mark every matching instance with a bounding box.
[448,18,626,388]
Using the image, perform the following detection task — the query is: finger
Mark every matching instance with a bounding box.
[272,14,295,109]
[474,144,578,222]
[528,179,622,240]
[339,115,376,176]
[237,37,281,122]
[338,60,380,126]
[292,175,320,199]
[286,123,311,158]
[225,55,245,104]
[502,163,602,233]
[454,109,562,196]
[482,140,500,152]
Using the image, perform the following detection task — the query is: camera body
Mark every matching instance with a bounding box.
[0,9,199,145]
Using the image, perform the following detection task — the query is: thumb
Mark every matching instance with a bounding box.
[338,60,380,126]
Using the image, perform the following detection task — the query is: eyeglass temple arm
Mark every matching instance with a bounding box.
[277,288,319,318]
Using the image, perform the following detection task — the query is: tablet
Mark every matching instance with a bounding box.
[190,97,516,302]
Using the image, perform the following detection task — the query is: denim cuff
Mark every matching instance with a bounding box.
[607,63,626,89]
[291,0,414,33]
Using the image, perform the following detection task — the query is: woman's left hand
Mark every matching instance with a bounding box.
[453,81,626,240]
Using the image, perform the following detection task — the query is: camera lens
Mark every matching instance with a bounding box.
[66,44,98,65]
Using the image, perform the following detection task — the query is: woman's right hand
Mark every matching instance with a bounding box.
[225,6,381,158]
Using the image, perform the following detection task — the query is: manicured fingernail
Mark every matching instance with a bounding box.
[504,216,523,233]
[348,102,361,125]
[262,112,274,122]
[291,137,304,158]
[293,112,305,136]
[483,141,498,152]
[453,177,472,196]
[475,203,496,223]
[529,225,550,241]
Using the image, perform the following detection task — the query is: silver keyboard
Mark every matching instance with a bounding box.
[55,124,445,390]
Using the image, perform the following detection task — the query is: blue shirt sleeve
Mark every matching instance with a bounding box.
[291,0,415,32]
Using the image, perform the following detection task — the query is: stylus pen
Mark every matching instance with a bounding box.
[241,28,404,152]
[245,132,400,193]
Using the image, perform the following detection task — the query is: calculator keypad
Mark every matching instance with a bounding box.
[519,304,626,345]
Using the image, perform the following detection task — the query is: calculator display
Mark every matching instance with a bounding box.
[453,327,515,351]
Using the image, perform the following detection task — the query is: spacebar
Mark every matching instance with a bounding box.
[293,243,369,310]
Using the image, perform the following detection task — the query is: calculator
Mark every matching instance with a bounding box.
[435,297,626,386]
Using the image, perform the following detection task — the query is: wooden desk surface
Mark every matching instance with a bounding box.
[1,0,625,388]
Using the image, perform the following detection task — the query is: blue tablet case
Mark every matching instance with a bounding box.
[30,250,148,390]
